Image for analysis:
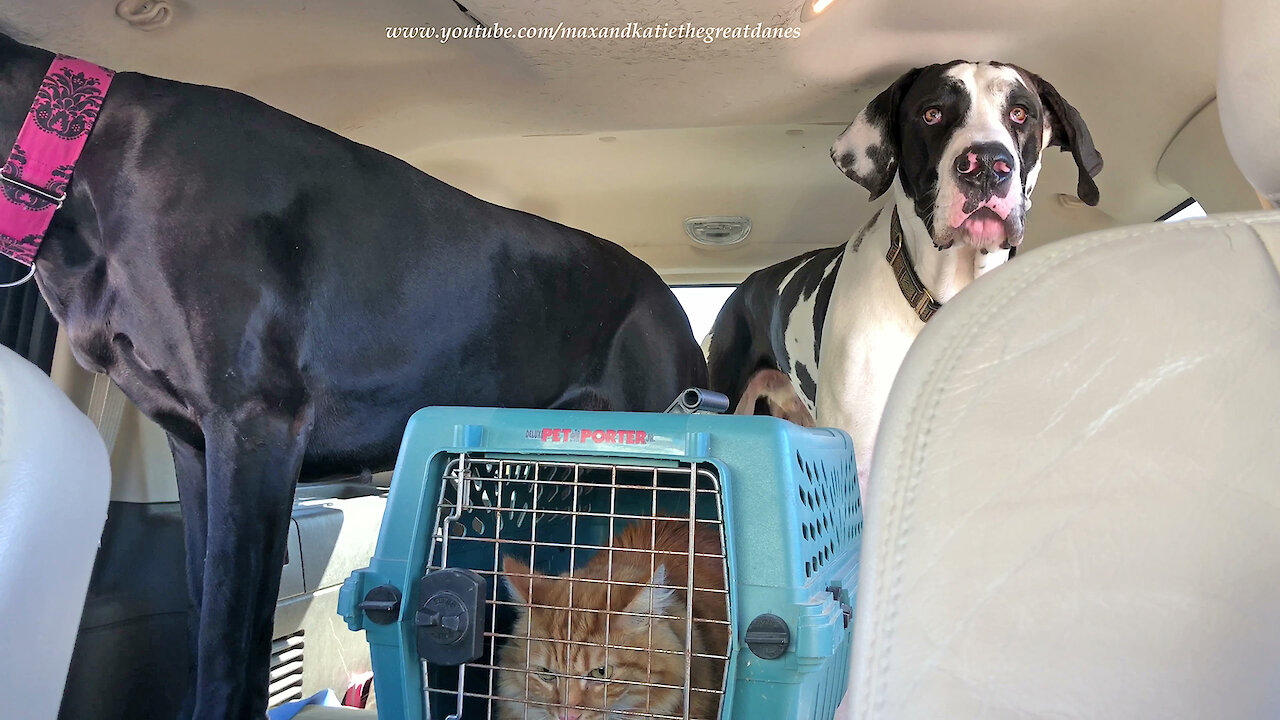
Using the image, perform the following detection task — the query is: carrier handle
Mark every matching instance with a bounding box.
[664,387,730,415]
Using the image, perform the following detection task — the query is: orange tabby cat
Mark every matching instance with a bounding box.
[496,520,729,720]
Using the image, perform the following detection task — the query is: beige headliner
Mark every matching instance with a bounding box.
[7,0,1248,282]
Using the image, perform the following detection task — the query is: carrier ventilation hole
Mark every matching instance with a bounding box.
[797,451,860,579]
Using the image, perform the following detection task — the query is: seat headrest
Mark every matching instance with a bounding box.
[0,345,111,719]
[852,213,1280,718]
[1219,0,1280,203]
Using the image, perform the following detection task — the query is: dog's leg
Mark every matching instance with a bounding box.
[193,405,312,719]
[169,437,208,719]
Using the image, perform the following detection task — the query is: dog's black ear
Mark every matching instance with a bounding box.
[1026,71,1104,206]
[831,67,924,201]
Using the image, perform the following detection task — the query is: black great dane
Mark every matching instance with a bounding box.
[0,34,706,718]
[706,61,1101,488]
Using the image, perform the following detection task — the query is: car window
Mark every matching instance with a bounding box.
[1161,199,1207,222]
[672,285,736,342]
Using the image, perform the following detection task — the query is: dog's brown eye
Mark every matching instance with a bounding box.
[1009,106,1028,124]
[923,107,943,125]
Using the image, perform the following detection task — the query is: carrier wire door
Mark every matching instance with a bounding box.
[422,454,732,719]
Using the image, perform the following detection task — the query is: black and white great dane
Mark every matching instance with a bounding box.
[0,33,706,719]
[706,61,1102,483]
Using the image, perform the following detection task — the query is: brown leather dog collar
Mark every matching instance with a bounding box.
[886,207,941,322]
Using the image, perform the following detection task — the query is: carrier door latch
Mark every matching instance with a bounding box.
[416,568,486,665]
[745,613,792,659]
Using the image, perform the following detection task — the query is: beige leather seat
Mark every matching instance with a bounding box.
[0,345,111,720]
[1219,0,1280,208]
[848,213,1280,719]
[846,4,1280,712]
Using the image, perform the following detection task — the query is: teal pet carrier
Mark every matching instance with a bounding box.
[339,401,861,719]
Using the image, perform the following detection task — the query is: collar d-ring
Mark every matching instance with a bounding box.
[0,263,36,288]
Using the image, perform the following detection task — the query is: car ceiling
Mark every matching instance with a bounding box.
[5,0,1233,283]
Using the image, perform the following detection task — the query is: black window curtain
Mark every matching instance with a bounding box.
[0,261,58,373]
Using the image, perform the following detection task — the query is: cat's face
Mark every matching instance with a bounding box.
[498,559,690,719]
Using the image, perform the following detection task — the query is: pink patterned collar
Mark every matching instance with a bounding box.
[0,55,114,279]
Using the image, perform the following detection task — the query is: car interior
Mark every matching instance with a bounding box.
[0,0,1277,718]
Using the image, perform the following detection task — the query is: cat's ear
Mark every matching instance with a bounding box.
[624,564,676,620]
[501,555,534,605]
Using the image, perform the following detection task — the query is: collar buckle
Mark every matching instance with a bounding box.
[0,171,66,209]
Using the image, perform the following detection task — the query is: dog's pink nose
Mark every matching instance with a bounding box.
[560,712,581,720]
[955,143,1014,190]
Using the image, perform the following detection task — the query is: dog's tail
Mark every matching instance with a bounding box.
[734,368,815,427]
